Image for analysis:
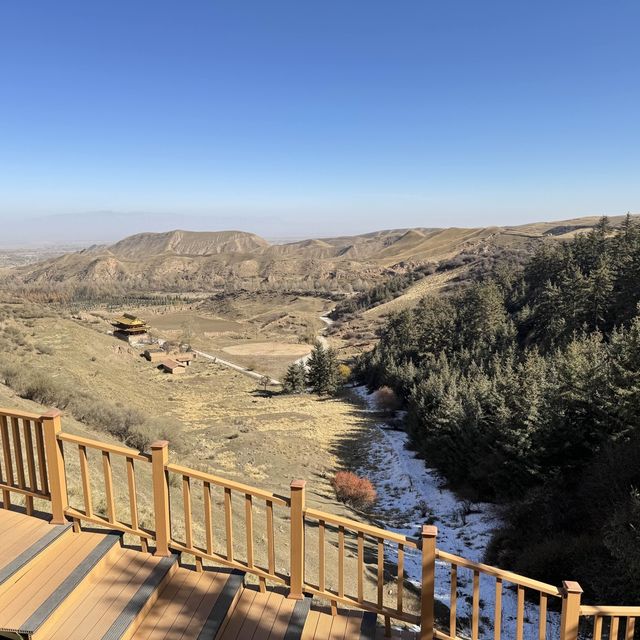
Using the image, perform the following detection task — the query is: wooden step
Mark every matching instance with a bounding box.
[33,548,178,640]
[215,587,311,640]
[0,512,71,586]
[0,529,121,638]
[300,609,416,640]
[131,566,244,640]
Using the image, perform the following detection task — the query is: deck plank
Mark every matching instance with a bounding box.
[301,610,320,640]
[218,588,259,639]
[267,597,296,639]
[132,565,193,639]
[79,553,164,640]
[43,549,149,640]
[0,532,99,629]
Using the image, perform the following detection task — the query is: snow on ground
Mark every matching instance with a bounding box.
[352,386,561,639]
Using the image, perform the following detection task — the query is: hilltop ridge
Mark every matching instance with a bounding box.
[4,214,636,293]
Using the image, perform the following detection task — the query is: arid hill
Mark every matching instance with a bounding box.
[5,215,635,293]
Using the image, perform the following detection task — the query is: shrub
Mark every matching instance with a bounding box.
[373,386,400,412]
[331,471,377,509]
[337,364,352,384]
[35,342,54,355]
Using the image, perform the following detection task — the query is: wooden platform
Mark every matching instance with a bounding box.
[0,508,415,639]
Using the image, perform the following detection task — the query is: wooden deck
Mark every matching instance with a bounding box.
[0,508,415,639]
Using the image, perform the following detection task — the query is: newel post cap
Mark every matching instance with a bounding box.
[422,524,438,538]
[290,479,306,490]
[562,581,583,594]
[41,409,63,418]
[150,440,170,450]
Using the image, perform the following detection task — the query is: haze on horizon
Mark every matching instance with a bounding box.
[1,1,639,244]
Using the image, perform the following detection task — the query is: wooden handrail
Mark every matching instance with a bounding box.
[580,605,640,616]
[304,506,420,548]
[165,462,289,506]
[57,432,150,462]
[0,407,43,420]
[436,549,562,597]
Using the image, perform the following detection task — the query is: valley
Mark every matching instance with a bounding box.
[1,213,638,636]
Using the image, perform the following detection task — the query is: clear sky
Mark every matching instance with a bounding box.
[1,1,639,240]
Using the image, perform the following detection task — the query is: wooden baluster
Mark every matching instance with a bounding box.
[611,618,620,640]
[625,618,635,640]
[338,525,345,599]
[266,499,275,577]
[78,445,93,518]
[182,474,200,571]
[11,418,25,487]
[23,420,38,493]
[224,487,234,562]
[494,577,502,640]
[41,410,68,524]
[420,525,437,640]
[126,456,146,552]
[472,570,480,640]
[102,451,116,523]
[450,564,458,639]
[516,585,525,640]
[11,417,31,513]
[203,481,213,555]
[377,537,384,608]
[397,543,405,615]
[318,519,326,593]
[538,592,547,640]
[245,493,254,570]
[559,581,583,640]
[150,440,171,556]
[592,615,603,640]
[288,479,305,600]
[0,415,13,508]
[259,500,276,593]
[357,530,364,603]
[34,421,48,495]
[183,475,192,549]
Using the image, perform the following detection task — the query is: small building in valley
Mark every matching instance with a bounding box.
[158,359,185,375]
[174,352,197,366]
[143,349,166,363]
[112,314,150,343]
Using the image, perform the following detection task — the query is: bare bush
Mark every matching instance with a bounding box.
[373,386,400,412]
[331,471,377,509]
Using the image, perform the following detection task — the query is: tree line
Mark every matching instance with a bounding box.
[355,216,640,602]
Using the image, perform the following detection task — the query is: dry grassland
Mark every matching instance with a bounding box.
[0,302,419,621]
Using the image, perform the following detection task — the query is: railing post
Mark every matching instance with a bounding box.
[41,410,68,525]
[420,525,438,640]
[288,479,306,599]
[151,440,171,556]
[560,581,583,640]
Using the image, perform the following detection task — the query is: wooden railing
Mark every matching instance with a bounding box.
[58,431,153,550]
[162,456,290,589]
[0,408,52,515]
[435,549,563,640]
[0,406,637,639]
[579,605,640,640]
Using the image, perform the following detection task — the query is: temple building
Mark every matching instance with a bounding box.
[111,313,150,343]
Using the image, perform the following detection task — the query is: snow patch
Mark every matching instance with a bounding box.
[352,386,561,639]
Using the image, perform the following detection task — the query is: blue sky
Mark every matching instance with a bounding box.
[0,1,639,239]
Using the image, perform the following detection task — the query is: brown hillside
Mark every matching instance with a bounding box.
[5,215,636,293]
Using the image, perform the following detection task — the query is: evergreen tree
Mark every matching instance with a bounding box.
[282,362,308,394]
[307,343,340,394]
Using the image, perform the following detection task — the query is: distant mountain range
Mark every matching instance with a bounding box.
[5,215,635,291]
